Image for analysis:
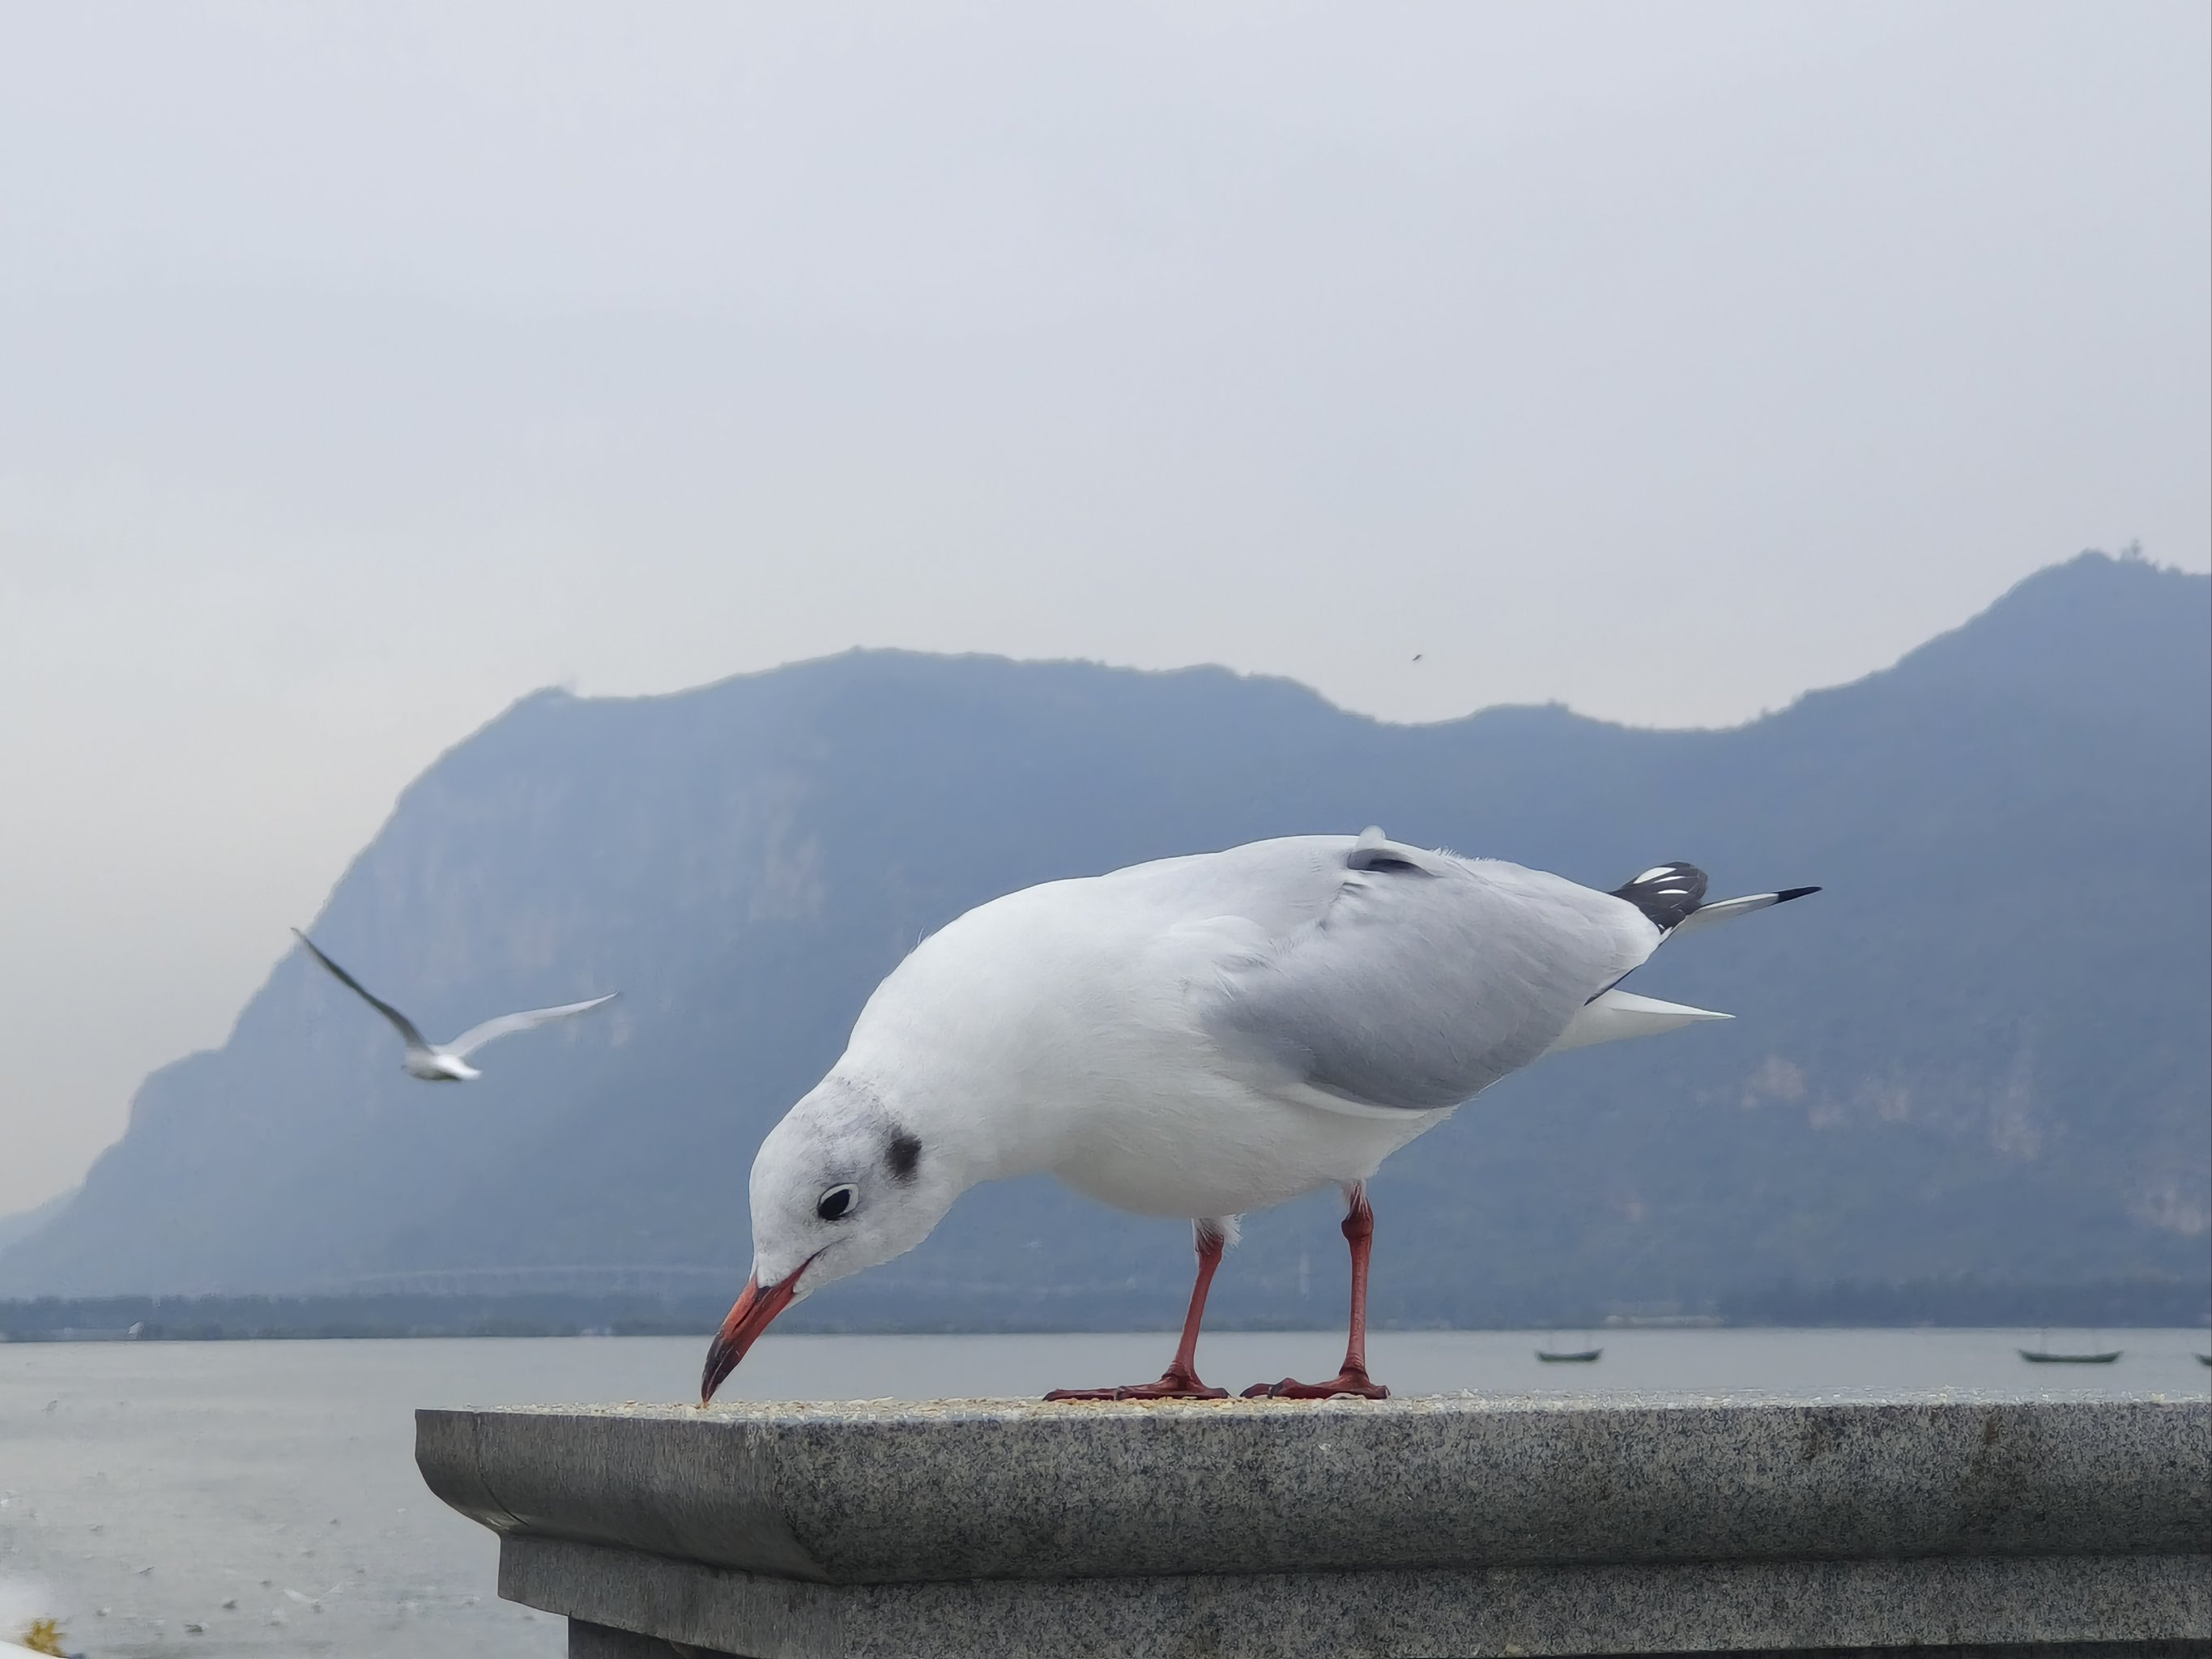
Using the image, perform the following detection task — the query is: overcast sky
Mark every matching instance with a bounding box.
[2,1,2206,1209]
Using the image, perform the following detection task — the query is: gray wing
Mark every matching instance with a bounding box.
[1202,834,1656,1112]
[445,992,618,1060]
[292,929,429,1050]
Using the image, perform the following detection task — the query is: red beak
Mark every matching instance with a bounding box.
[701,1265,807,1403]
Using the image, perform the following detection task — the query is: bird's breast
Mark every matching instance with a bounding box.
[1048,1069,1446,1218]
[849,873,1447,1214]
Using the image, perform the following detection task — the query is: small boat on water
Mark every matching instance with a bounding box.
[2018,1329,2120,1363]
[1536,1329,1603,1362]
[2196,1353,2210,1367]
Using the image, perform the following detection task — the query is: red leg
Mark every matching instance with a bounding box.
[1046,1222,1230,1401]
[1243,1186,1389,1400]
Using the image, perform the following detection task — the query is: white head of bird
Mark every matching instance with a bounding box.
[702,1073,965,1397]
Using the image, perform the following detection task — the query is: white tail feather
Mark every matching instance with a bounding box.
[1542,988,1732,1056]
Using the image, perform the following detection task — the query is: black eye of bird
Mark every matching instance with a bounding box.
[816,1184,857,1222]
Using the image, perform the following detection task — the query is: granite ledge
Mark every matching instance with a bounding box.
[416,1391,2210,1585]
[514,1537,2210,1659]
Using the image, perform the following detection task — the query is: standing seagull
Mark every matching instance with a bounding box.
[292,929,616,1082]
[701,830,1814,1403]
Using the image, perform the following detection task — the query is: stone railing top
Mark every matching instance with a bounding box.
[417,1390,2208,1586]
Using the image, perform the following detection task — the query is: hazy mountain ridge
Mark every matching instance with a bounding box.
[4,552,2206,1326]
[0,1188,75,1256]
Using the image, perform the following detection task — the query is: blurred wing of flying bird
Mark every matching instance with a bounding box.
[443,997,620,1060]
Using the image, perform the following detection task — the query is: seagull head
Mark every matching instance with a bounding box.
[701,1073,960,1402]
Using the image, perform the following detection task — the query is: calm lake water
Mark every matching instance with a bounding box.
[2,1327,2206,1657]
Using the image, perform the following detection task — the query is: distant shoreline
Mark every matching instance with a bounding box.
[3,1282,2206,1344]
[6,1324,2209,1345]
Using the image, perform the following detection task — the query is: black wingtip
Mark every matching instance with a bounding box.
[1611,861,1710,931]
[1774,886,1821,903]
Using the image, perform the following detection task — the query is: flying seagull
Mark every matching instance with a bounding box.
[701,829,1815,1403]
[292,929,616,1081]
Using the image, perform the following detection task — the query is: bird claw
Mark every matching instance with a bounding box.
[1044,1368,1227,1401]
[1238,1371,1390,1400]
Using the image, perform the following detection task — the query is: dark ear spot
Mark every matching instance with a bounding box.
[886,1130,922,1182]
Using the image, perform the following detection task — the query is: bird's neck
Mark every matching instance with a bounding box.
[833,1047,1064,1192]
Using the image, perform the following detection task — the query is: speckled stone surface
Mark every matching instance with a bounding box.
[417,1392,2211,1657]
[419,1392,2208,1583]
[514,1535,2209,1658]
[569,1621,688,1657]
